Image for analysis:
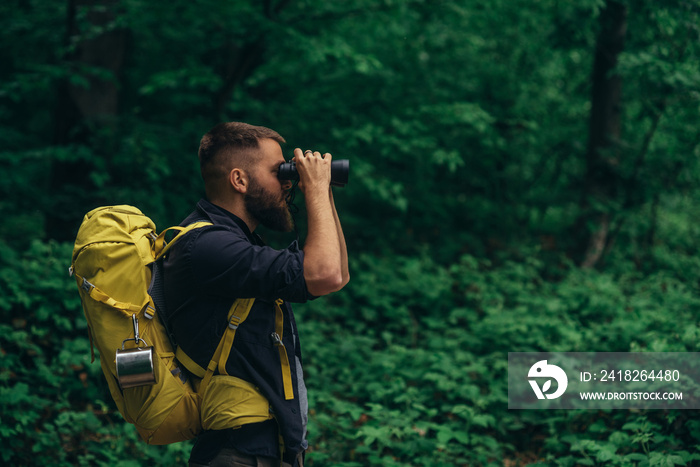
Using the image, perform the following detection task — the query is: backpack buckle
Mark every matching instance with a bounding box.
[228,315,242,330]
[81,278,95,293]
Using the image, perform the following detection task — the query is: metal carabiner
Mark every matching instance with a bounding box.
[121,314,149,349]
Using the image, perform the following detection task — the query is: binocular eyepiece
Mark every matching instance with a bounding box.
[278,159,350,188]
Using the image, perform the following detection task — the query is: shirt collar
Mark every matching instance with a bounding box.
[196,199,258,243]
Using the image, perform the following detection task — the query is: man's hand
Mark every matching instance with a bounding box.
[293,148,332,194]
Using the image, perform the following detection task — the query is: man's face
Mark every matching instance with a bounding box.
[244,138,294,232]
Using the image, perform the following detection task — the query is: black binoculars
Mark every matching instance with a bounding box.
[278,160,350,188]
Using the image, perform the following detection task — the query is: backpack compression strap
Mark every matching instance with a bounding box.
[73,274,143,316]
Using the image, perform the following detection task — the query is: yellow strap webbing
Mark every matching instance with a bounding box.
[175,347,206,378]
[74,273,141,316]
[198,298,256,393]
[217,298,256,376]
[274,299,295,401]
[174,300,256,380]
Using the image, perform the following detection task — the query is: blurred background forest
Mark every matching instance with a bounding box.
[1,0,700,465]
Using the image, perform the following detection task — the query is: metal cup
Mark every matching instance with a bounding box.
[115,314,157,389]
[116,345,156,389]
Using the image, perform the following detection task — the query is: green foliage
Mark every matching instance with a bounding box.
[1,0,699,464]
[297,250,700,465]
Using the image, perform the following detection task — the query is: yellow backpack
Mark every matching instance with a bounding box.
[69,205,273,445]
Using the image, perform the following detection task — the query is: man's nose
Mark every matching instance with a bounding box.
[281,179,293,191]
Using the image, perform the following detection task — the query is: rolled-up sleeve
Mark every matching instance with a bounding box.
[189,227,315,303]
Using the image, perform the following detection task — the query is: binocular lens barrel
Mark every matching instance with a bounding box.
[278,159,349,187]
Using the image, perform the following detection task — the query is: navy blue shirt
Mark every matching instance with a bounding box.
[162,199,313,463]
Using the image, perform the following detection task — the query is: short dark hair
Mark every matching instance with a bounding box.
[198,122,285,199]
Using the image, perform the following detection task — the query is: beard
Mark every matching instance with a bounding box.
[244,177,294,232]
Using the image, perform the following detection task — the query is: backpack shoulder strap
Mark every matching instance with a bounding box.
[154,221,213,259]
[176,298,256,392]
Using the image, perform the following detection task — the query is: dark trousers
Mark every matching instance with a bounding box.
[189,448,304,467]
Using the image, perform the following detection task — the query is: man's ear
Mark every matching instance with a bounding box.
[229,168,249,194]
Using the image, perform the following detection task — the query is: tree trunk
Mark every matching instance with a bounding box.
[579,1,628,268]
[48,0,128,240]
[212,39,267,119]
[211,1,294,119]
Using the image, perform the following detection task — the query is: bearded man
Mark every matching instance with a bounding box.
[162,122,350,467]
